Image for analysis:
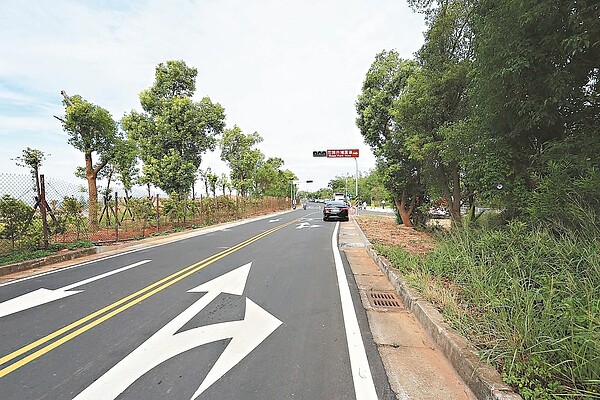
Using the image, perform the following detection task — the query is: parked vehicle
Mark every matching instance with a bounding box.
[429,206,450,218]
[323,200,349,221]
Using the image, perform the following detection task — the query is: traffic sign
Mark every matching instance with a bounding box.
[327,149,359,158]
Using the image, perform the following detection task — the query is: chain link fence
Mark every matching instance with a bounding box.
[0,173,289,256]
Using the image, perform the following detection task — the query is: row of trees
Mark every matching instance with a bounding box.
[356,0,599,229]
[292,169,390,206]
[57,60,296,228]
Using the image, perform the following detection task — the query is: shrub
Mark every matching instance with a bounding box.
[0,194,34,250]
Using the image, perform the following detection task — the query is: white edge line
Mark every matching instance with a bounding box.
[331,222,378,399]
[0,210,292,288]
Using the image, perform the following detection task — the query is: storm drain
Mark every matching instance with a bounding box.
[367,291,403,310]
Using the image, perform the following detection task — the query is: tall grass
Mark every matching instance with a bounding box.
[377,221,599,399]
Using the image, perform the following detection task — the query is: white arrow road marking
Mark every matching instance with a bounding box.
[74,263,282,400]
[0,260,151,318]
[296,222,321,229]
[296,222,311,229]
[268,218,280,223]
[190,299,282,399]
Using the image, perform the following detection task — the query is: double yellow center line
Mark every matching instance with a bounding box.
[0,218,298,378]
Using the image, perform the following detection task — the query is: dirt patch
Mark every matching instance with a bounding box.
[355,214,435,255]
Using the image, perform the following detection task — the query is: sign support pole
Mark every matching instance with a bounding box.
[355,158,358,200]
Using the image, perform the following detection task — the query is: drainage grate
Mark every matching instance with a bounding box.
[367,291,403,309]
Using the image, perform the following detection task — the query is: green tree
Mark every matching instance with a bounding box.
[362,168,390,205]
[255,158,279,196]
[328,177,346,194]
[122,60,226,196]
[220,126,265,197]
[60,92,119,229]
[13,147,47,199]
[217,173,229,197]
[356,51,424,226]
[0,194,33,250]
[399,0,474,224]
[111,137,139,197]
[255,157,296,197]
[471,0,600,224]
[205,168,219,198]
[62,196,86,241]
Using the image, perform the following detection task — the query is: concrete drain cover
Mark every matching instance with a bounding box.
[367,291,403,309]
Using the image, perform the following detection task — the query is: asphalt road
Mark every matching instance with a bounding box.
[0,209,394,399]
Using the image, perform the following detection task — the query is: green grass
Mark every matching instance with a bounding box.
[377,221,599,399]
[0,240,94,267]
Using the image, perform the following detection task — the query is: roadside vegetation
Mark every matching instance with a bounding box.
[369,220,598,399]
[3,60,297,258]
[0,240,93,267]
[355,0,599,398]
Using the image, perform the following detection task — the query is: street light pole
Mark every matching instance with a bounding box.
[290,179,298,209]
[345,175,348,199]
[355,157,358,200]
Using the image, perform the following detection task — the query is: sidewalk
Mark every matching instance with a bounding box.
[339,221,477,400]
[341,218,522,400]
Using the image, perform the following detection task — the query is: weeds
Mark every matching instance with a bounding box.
[378,222,600,399]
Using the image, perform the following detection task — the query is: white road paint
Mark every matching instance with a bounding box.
[0,209,291,288]
[296,222,322,230]
[190,299,282,399]
[0,260,151,318]
[331,222,378,399]
[268,219,280,223]
[74,262,282,400]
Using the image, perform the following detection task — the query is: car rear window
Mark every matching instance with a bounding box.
[325,201,348,207]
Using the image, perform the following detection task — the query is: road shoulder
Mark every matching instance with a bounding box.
[341,218,522,400]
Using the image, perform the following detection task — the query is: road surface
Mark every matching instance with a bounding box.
[0,209,395,399]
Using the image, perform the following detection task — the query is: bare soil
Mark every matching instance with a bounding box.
[354,214,436,255]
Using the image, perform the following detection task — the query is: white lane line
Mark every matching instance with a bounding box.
[0,210,292,288]
[331,222,378,399]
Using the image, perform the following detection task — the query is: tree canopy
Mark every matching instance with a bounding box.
[122,60,226,196]
[60,93,119,228]
[357,0,599,230]
[219,126,264,197]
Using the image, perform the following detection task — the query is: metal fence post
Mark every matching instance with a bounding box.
[39,174,49,249]
[156,194,160,232]
[115,191,119,242]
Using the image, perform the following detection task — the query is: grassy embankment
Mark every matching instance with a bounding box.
[376,220,599,399]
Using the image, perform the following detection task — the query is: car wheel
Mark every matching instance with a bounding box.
[323,217,328,221]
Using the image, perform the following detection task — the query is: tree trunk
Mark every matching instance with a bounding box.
[450,164,462,225]
[85,152,108,231]
[440,163,462,227]
[394,191,414,228]
[85,152,99,230]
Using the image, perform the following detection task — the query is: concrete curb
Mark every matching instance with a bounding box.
[0,247,98,277]
[364,244,522,400]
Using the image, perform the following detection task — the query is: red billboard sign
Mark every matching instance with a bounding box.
[327,149,359,158]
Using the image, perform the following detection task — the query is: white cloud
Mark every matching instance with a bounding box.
[0,0,425,192]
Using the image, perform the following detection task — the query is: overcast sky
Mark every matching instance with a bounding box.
[0,0,425,195]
